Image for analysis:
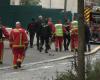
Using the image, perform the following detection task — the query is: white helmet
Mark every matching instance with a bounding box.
[16,21,21,25]
[38,15,43,19]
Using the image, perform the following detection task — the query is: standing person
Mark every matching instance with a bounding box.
[48,18,55,33]
[0,19,9,64]
[39,18,52,53]
[70,20,78,52]
[27,18,36,48]
[48,18,55,49]
[63,20,71,51]
[35,15,43,50]
[85,23,91,52]
[9,22,28,69]
[54,20,66,52]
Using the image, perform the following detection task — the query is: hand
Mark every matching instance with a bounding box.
[10,44,12,48]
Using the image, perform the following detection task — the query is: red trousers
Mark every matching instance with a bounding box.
[71,34,78,50]
[0,42,4,62]
[55,37,63,49]
[12,48,25,66]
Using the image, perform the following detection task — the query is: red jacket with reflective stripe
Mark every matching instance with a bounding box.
[9,28,28,48]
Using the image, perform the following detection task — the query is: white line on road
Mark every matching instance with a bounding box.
[26,65,54,71]
[3,65,54,76]
[2,61,72,76]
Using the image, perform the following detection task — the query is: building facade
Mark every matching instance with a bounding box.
[9,0,82,13]
[10,0,78,13]
[10,0,21,5]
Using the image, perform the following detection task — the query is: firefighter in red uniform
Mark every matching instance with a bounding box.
[9,22,28,69]
[70,20,78,52]
[54,20,66,52]
[0,23,9,64]
[48,18,55,33]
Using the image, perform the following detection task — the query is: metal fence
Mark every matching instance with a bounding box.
[0,5,72,29]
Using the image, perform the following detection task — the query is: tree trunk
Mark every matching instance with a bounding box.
[77,0,85,80]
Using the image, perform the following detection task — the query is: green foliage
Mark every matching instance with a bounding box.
[86,61,100,80]
[55,71,77,80]
[55,61,100,80]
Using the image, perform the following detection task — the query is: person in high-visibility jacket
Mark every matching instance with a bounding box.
[54,20,66,52]
[0,24,9,64]
[70,20,78,51]
[9,22,28,69]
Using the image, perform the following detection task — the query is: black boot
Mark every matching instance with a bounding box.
[0,61,3,64]
[45,49,48,53]
[55,48,58,52]
[39,47,43,52]
[17,61,21,68]
[13,65,18,69]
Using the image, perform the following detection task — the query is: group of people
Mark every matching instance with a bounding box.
[27,15,91,53]
[27,16,70,53]
[0,15,91,69]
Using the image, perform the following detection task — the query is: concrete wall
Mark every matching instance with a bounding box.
[67,0,78,13]
[41,0,64,9]
[41,0,77,13]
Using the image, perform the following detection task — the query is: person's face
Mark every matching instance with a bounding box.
[16,24,21,28]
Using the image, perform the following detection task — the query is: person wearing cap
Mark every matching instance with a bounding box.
[9,22,28,69]
[54,20,66,52]
[0,20,9,64]
[70,20,78,52]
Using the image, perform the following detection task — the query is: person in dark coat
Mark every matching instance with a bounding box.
[85,23,91,52]
[63,20,71,51]
[39,18,52,53]
[35,16,44,50]
[27,18,36,48]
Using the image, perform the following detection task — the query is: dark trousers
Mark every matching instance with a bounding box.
[29,32,35,47]
[40,36,49,51]
[64,35,70,51]
[85,42,91,52]
[36,33,40,50]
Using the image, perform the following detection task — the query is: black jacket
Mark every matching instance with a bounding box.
[35,19,43,35]
[27,21,36,33]
[40,23,52,38]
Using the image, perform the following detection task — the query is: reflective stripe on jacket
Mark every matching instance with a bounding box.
[55,24,63,37]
